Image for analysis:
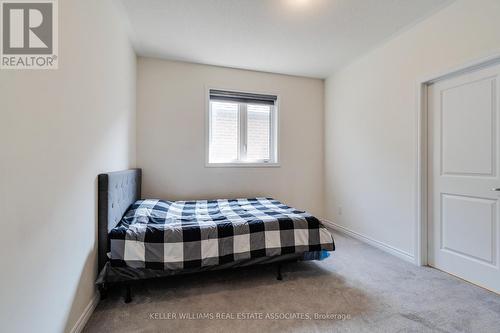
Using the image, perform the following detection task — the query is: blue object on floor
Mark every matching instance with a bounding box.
[319,249,330,260]
[303,250,331,261]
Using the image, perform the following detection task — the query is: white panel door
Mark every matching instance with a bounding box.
[428,63,500,294]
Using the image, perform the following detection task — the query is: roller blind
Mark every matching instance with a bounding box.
[209,89,277,105]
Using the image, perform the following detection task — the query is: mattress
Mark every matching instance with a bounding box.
[109,198,335,270]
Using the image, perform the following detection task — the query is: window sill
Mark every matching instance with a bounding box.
[205,162,281,168]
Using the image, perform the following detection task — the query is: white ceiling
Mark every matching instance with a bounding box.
[120,0,453,78]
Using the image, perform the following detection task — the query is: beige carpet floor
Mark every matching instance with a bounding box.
[84,231,500,332]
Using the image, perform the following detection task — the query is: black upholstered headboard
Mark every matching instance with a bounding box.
[98,168,141,272]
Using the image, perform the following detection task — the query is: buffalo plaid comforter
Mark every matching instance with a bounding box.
[109,198,335,270]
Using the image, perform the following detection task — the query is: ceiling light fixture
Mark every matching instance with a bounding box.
[286,0,311,8]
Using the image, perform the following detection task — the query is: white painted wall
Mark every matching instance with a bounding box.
[2,0,498,330]
[0,1,136,332]
[137,58,324,216]
[324,0,500,259]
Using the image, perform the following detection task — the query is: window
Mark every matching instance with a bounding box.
[208,89,278,166]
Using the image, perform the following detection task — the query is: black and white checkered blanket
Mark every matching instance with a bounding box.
[109,198,335,270]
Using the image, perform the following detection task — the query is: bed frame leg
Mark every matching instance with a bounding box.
[124,284,132,303]
[276,264,283,281]
[98,283,108,300]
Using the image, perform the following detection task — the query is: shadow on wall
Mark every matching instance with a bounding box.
[61,119,135,332]
[64,249,96,332]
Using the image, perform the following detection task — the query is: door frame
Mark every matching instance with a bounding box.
[416,51,500,266]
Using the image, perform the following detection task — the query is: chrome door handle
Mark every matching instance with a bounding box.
[492,188,500,191]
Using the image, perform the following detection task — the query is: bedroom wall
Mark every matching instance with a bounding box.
[137,58,325,216]
[0,1,136,332]
[324,0,500,259]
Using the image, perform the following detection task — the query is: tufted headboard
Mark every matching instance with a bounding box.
[97,168,141,272]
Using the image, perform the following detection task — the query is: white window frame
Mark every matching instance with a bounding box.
[205,88,280,168]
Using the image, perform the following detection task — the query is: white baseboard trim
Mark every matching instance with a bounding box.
[321,219,415,264]
[70,293,99,333]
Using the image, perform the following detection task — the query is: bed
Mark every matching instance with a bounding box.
[96,169,335,302]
